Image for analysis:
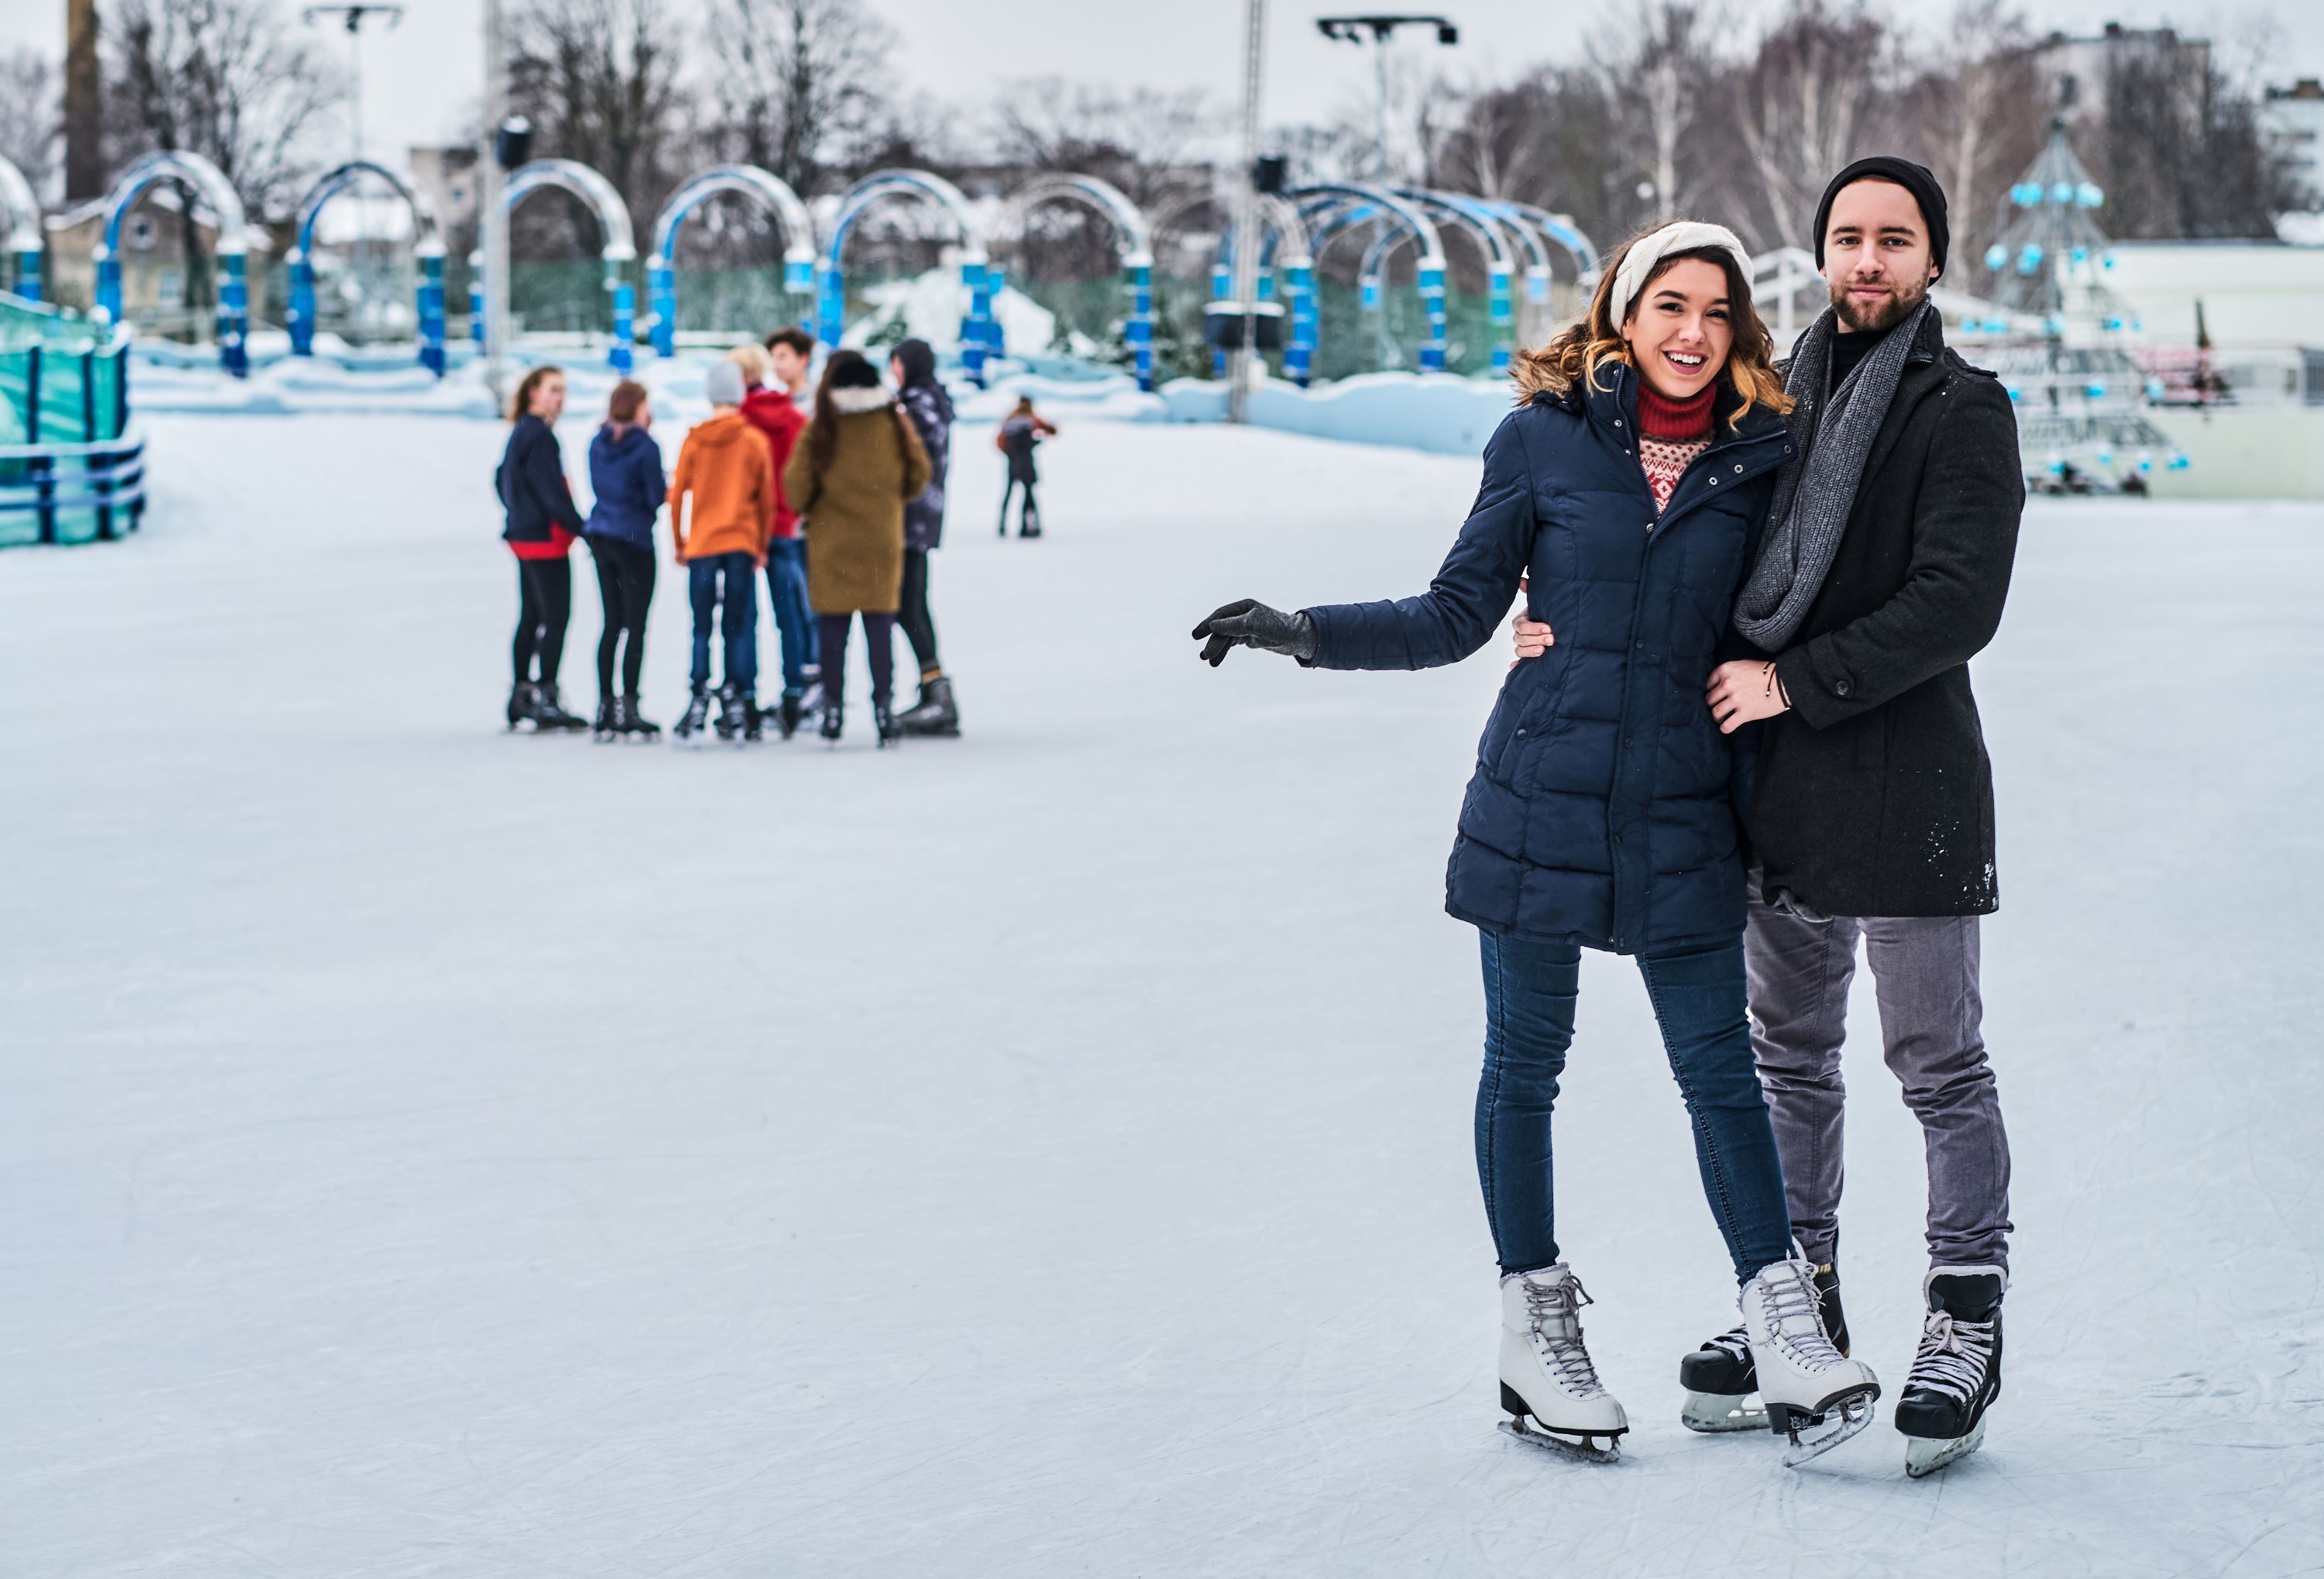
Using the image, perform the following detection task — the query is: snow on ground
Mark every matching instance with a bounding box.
[2,415,2320,1577]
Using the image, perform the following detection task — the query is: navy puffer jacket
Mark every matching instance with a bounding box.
[1303,363,1796,954]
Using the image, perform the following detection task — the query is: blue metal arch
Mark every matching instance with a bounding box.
[983,174,1157,390]
[95,150,250,377]
[1284,184,1451,374]
[646,165,816,358]
[488,160,640,373]
[286,160,446,374]
[0,155,40,301]
[820,170,990,385]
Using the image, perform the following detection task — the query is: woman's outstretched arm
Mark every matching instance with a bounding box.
[1301,413,1537,672]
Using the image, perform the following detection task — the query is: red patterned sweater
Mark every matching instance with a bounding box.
[1635,381,1716,516]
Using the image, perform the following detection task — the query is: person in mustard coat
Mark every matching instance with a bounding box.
[782,349,930,746]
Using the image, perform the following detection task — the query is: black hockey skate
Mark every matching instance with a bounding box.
[672,686,712,745]
[1897,1270,2004,1478]
[614,693,660,741]
[713,683,748,743]
[506,683,534,731]
[775,691,803,740]
[898,676,960,737]
[592,696,618,741]
[1680,1262,1848,1433]
[820,702,844,742]
[743,695,764,742]
[873,700,900,748]
[529,684,588,731]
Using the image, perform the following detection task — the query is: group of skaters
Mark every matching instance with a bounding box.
[496,329,1059,746]
[1198,158,2020,1475]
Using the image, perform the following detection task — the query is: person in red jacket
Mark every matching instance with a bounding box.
[734,332,820,738]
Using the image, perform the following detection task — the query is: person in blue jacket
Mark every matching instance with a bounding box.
[583,378,666,739]
[1191,222,1875,1460]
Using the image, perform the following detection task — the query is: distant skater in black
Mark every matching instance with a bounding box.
[995,397,1057,538]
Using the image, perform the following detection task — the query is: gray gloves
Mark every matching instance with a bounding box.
[1192,600,1318,666]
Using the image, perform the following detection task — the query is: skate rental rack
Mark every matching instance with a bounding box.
[0,292,144,548]
[645,166,819,359]
[285,160,449,375]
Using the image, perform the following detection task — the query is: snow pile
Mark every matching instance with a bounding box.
[1,414,2318,1574]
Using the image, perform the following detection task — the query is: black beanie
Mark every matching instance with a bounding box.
[1812,156,1949,278]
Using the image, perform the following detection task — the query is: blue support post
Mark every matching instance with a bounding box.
[218,253,249,378]
[97,253,122,324]
[1287,263,1316,387]
[288,254,317,356]
[1418,263,1446,373]
[648,259,676,358]
[961,259,991,388]
[468,252,484,343]
[15,247,40,303]
[1128,263,1153,391]
[1489,264,1514,373]
[607,267,634,373]
[984,262,1009,361]
[816,260,844,349]
[783,257,814,296]
[418,253,445,376]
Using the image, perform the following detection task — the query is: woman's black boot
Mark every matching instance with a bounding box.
[820,703,844,741]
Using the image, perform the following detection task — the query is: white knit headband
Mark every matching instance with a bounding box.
[1607,222,1755,327]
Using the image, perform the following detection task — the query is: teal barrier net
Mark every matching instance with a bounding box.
[0,292,143,547]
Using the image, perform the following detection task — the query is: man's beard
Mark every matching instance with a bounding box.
[1829,272,1930,333]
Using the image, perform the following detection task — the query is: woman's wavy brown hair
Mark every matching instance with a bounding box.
[1510,226,1792,421]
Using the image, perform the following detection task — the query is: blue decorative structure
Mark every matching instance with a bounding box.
[0,156,40,302]
[823,170,989,384]
[645,165,816,358]
[1285,184,1450,372]
[286,160,446,374]
[1391,188,1519,370]
[984,174,1157,390]
[492,160,640,372]
[94,150,250,377]
[1,292,144,546]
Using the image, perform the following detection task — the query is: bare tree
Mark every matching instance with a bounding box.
[1729,0,1900,250]
[103,0,343,217]
[0,49,61,201]
[993,81,1216,207]
[2095,51,2298,239]
[1897,0,2043,270]
[716,0,894,197]
[1600,3,1718,225]
[508,0,690,243]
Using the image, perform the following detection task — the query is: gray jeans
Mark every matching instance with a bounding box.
[1745,889,2013,1271]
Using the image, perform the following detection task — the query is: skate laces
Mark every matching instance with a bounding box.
[1522,1274,1607,1397]
[1754,1261,1844,1369]
[1910,1310,1994,1404]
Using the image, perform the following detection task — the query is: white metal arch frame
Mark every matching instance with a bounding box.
[821,169,992,383]
[287,160,447,372]
[0,155,41,301]
[647,164,816,357]
[982,174,1158,389]
[95,150,251,374]
[497,159,640,371]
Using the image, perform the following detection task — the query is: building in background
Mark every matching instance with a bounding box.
[2030,23,2210,122]
[2262,79,2324,216]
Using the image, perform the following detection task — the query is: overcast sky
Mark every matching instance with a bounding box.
[3,0,2318,164]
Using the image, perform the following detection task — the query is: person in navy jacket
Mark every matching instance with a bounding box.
[582,379,666,738]
[1192,223,1872,1453]
[496,365,587,731]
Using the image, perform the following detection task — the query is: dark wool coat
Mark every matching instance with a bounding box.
[1748,311,2023,917]
[496,414,584,544]
[897,383,953,551]
[1305,362,1797,954]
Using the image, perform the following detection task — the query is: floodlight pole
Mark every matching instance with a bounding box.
[301,3,404,161]
[1315,15,1459,181]
[1228,0,1267,424]
[482,0,511,408]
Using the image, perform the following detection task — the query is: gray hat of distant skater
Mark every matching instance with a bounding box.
[704,359,744,407]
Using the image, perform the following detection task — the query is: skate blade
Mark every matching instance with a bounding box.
[1680,1391,1768,1433]
[1904,1419,1985,1478]
[1773,1387,1879,1468]
[1498,1416,1624,1464]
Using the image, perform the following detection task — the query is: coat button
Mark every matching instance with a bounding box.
[1835,679,1852,697]
[1613,833,1624,846]
[1515,728,1526,738]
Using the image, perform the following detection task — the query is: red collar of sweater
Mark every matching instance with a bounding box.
[1636,380,1717,441]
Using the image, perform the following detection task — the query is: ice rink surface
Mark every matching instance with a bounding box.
[4,413,2320,1577]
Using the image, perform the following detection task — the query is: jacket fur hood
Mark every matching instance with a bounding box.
[828,384,893,416]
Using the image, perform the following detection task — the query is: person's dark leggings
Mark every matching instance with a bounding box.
[899,548,939,676]
[1476,929,1793,1284]
[512,556,572,685]
[999,477,1039,535]
[816,611,896,707]
[590,537,655,697]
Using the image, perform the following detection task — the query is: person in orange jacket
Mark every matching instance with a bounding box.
[666,358,774,742]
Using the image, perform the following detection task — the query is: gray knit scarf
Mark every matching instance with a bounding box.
[1732,300,1935,649]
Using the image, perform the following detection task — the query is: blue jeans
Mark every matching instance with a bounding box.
[1476,931,1793,1283]
[687,551,758,692]
[763,537,818,694]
